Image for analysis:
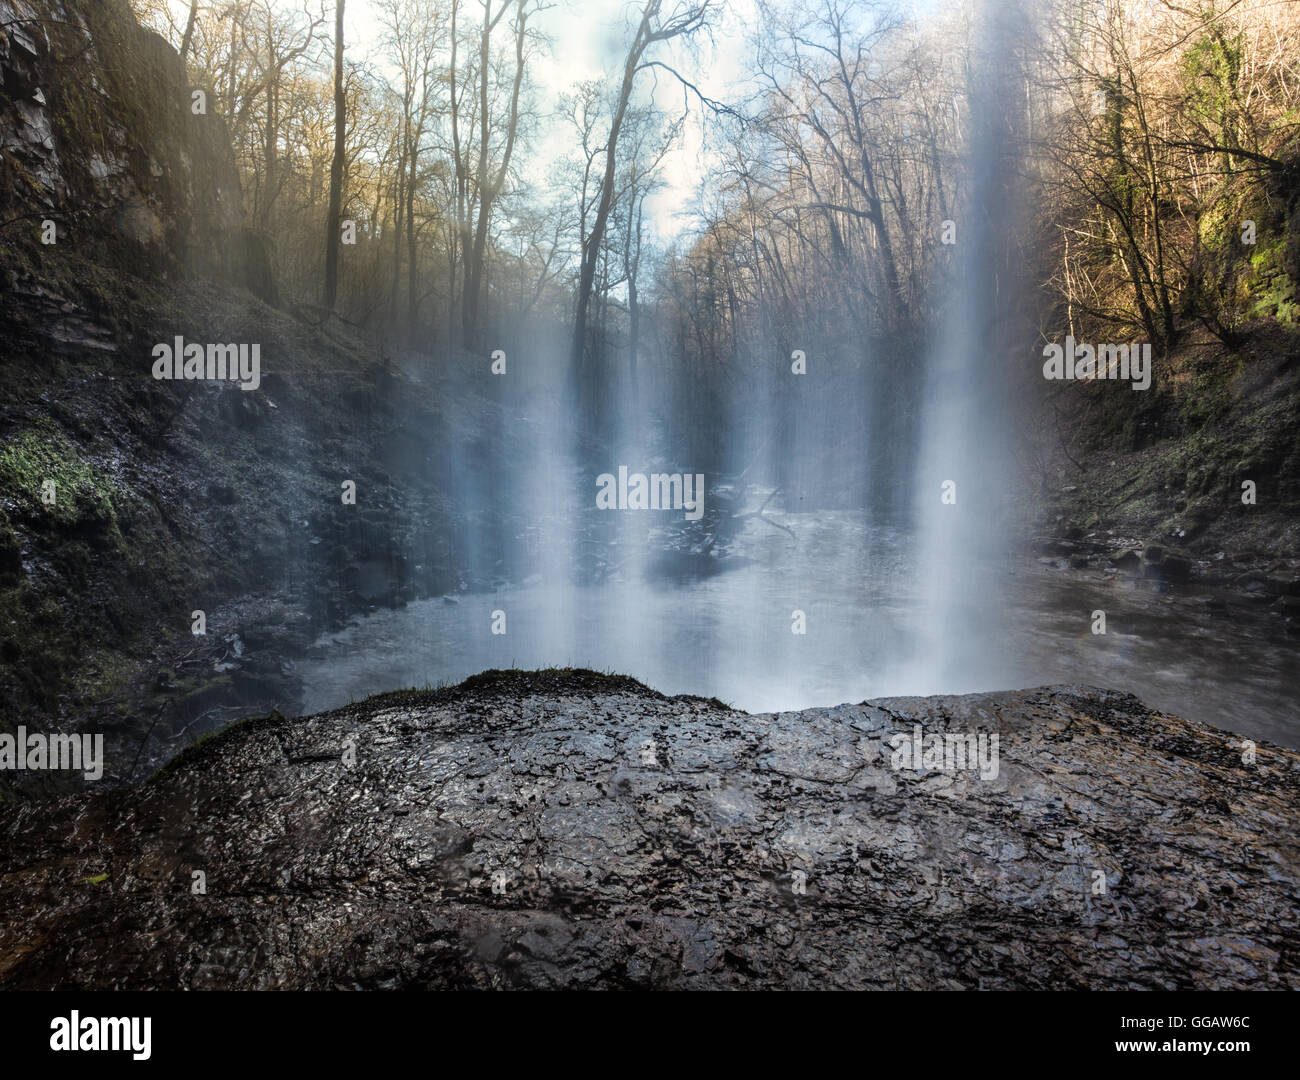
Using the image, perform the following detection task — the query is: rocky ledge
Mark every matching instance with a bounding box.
[0,669,1296,989]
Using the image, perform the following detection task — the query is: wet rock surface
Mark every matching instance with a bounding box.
[1,669,1297,989]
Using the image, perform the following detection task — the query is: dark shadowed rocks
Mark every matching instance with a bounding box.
[0,669,1296,990]
[0,0,245,280]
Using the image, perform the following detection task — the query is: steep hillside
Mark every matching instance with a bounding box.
[1030,126,1300,580]
[0,0,468,798]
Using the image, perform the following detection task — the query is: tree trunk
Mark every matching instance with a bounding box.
[570,11,649,398]
[463,0,527,346]
[179,1,199,61]
[323,0,346,312]
[407,128,420,340]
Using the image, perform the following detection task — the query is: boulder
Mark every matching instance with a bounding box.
[1,670,1296,990]
[1110,547,1142,572]
[1141,544,1193,583]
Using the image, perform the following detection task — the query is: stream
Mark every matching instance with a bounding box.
[294,509,1300,750]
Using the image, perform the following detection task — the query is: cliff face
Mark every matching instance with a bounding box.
[0,0,459,801]
[1,670,1295,990]
[0,0,244,281]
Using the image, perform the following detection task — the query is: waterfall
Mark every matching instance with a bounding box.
[898,0,1029,695]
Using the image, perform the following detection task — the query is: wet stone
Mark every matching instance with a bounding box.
[0,670,1296,989]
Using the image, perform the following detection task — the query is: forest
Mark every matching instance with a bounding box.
[0,0,1298,997]
[131,0,1299,470]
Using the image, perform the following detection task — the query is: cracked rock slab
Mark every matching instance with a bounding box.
[0,669,1296,989]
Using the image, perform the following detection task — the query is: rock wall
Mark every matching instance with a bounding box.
[0,0,462,798]
[0,0,245,282]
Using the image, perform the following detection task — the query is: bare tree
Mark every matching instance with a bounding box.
[460,0,539,346]
[180,0,200,60]
[323,0,346,311]
[570,0,714,398]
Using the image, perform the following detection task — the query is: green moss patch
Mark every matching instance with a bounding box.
[0,423,122,530]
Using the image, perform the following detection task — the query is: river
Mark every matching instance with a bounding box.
[293,508,1300,750]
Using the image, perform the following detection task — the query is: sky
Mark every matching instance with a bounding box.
[527,0,763,241]
[143,0,758,243]
[345,0,763,244]
[151,0,945,243]
[344,0,947,243]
